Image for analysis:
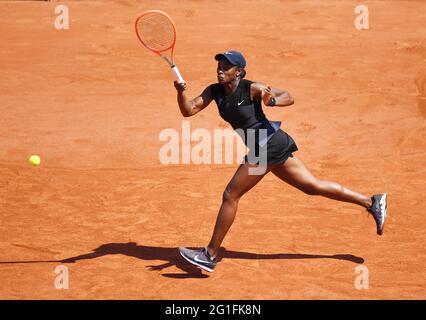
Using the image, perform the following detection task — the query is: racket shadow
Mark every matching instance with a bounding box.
[0,242,364,279]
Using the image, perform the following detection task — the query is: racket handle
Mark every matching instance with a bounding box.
[171,65,185,83]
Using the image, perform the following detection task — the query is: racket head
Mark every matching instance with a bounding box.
[135,10,177,58]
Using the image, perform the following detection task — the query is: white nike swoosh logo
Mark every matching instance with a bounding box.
[191,255,214,272]
[237,100,244,106]
[379,194,387,226]
[194,255,208,264]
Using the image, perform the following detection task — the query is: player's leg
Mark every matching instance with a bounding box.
[272,156,372,208]
[206,162,276,257]
[179,162,276,272]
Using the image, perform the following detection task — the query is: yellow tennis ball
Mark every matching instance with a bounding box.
[29,155,41,166]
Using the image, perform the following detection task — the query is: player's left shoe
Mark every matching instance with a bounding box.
[368,193,387,235]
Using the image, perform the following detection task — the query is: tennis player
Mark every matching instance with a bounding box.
[176,51,387,272]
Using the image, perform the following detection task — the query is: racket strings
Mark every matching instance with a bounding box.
[137,13,175,52]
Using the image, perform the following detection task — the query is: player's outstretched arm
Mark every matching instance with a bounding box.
[251,82,294,107]
[174,81,213,117]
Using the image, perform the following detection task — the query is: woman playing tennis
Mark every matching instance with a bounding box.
[176,51,387,272]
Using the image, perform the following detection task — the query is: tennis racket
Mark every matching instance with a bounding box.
[135,10,185,83]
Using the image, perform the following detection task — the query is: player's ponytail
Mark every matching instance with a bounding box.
[239,69,246,79]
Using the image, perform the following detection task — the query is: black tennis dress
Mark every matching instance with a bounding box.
[210,79,298,165]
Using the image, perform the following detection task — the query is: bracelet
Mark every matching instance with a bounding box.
[268,97,276,107]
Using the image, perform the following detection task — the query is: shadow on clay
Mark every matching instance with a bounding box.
[0,242,364,279]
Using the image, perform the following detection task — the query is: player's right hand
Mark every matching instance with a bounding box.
[174,81,187,92]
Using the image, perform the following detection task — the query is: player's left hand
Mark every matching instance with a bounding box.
[261,86,274,105]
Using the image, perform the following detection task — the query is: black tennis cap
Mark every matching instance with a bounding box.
[215,51,246,68]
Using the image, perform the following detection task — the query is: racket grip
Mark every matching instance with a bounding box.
[171,65,185,83]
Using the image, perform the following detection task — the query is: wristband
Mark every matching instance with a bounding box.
[268,97,276,107]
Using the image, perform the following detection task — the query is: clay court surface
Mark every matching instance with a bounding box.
[0,0,425,299]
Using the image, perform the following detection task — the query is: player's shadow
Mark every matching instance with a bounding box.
[0,242,364,279]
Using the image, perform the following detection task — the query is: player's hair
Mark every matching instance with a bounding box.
[239,68,246,79]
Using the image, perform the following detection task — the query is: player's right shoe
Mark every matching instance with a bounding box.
[368,193,387,235]
[179,247,217,272]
